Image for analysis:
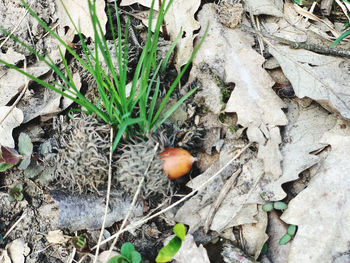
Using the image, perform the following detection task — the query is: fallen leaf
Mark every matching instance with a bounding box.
[6,239,30,263]
[281,119,350,263]
[0,62,50,107]
[46,230,70,244]
[241,206,268,259]
[0,107,24,148]
[269,45,350,119]
[171,234,210,263]
[56,0,107,39]
[243,0,284,17]
[256,100,337,200]
[192,3,287,177]
[120,0,200,71]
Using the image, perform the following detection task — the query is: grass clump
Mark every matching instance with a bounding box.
[0,0,207,151]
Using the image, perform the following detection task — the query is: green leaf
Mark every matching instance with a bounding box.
[121,242,136,259]
[262,203,274,212]
[273,201,288,210]
[130,251,142,263]
[108,255,130,263]
[330,29,350,47]
[173,223,186,241]
[18,156,31,170]
[8,184,23,202]
[0,163,14,172]
[1,146,21,165]
[287,224,297,236]
[292,0,303,4]
[279,234,292,245]
[156,236,182,263]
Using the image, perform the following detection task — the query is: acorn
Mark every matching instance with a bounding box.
[160,148,196,180]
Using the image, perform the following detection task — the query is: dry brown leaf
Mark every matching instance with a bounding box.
[0,62,50,107]
[191,4,287,176]
[241,206,268,259]
[56,0,107,38]
[45,230,70,244]
[281,119,350,263]
[244,0,284,17]
[254,100,337,201]
[0,107,23,148]
[270,45,350,119]
[120,0,200,71]
[5,239,30,263]
[171,234,210,263]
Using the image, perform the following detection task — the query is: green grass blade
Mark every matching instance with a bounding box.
[330,29,350,47]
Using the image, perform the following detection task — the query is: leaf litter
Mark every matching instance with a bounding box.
[1,0,350,262]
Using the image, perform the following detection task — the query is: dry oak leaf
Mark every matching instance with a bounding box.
[254,100,337,201]
[192,4,287,177]
[120,0,200,71]
[0,107,23,148]
[243,0,283,17]
[269,45,350,119]
[56,0,107,38]
[281,119,350,263]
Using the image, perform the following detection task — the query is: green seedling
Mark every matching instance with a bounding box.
[156,223,186,263]
[72,235,90,253]
[0,0,208,152]
[108,242,142,263]
[262,203,274,212]
[262,201,287,212]
[279,224,297,245]
[0,133,33,171]
[8,184,24,202]
[273,201,288,211]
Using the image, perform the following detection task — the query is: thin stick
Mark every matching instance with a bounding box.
[0,2,32,49]
[4,211,26,239]
[204,167,242,233]
[93,142,253,249]
[105,143,160,259]
[93,127,113,263]
[0,59,28,125]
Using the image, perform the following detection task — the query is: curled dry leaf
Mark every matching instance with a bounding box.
[281,119,350,263]
[46,230,70,244]
[269,45,350,119]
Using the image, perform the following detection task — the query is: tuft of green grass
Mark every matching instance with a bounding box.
[0,0,208,151]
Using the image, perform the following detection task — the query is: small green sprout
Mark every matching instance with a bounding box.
[279,224,297,245]
[156,223,186,263]
[273,201,288,211]
[108,242,142,263]
[8,184,24,202]
[262,203,274,212]
[72,235,90,253]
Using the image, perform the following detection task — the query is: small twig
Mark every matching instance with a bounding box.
[0,2,32,49]
[105,143,160,260]
[93,142,253,248]
[204,167,242,233]
[93,127,114,263]
[0,59,28,125]
[240,24,350,58]
[4,211,26,239]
